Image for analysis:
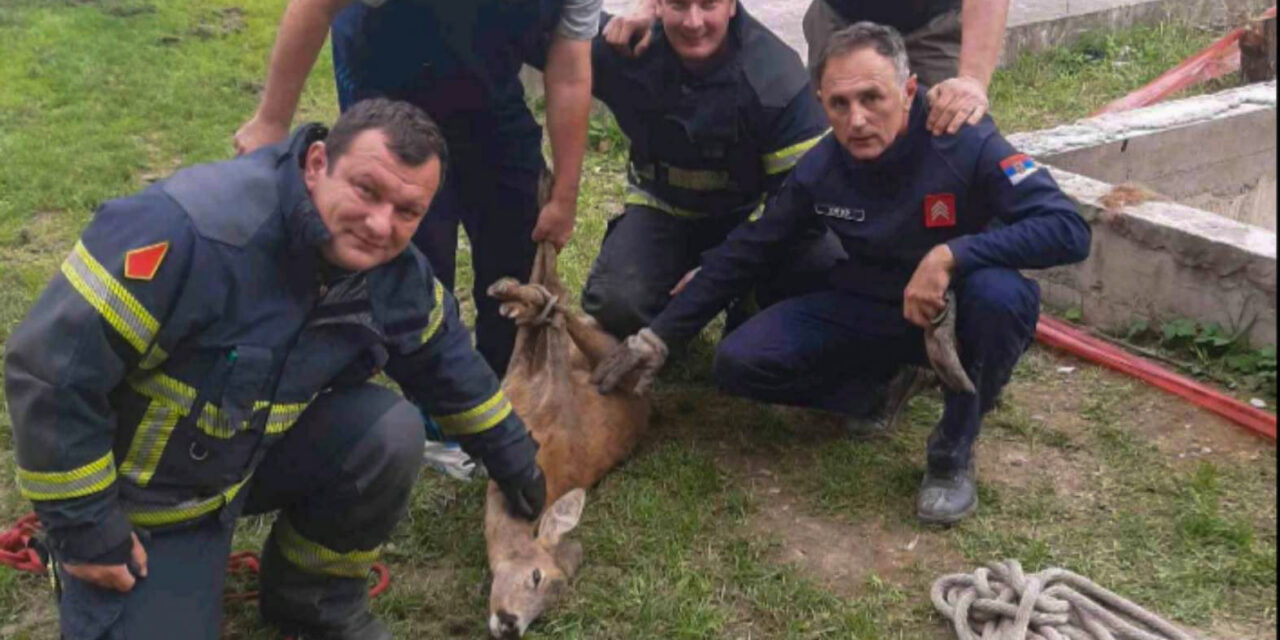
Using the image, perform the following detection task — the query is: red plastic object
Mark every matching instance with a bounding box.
[0,512,45,575]
[1094,6,1277,115]
[1036,315,1277,441]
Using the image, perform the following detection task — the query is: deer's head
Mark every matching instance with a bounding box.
[488,489,586,639]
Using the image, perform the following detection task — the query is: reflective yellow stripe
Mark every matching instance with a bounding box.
[126,474,252,527]
[664,165,731,191]
[258,400,312,436]
[433,391,513,436]
[275,515,380,578]
[128,370,197,414]
[624,186,709,220]
[17,452,117,501]
[139,344,169,370]
[119,401,181,487]
[61,241,160,353]
[421,279,446,344]
[762,132,827,175]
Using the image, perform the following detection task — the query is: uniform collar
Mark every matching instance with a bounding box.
[277,124,335,258]
[839,90,929,174]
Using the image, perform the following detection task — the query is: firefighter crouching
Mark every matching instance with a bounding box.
[4,99,547,640]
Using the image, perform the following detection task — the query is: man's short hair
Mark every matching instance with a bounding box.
[324,98,448,172]
[812,22,911,88]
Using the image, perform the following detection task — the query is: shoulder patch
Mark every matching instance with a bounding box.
[160,153,280,247]
[124,242,170,281]
[999,154,1044,187]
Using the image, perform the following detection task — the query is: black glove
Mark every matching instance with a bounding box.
[497,463,547,521]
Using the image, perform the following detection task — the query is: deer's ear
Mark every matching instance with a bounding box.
[536,489,585,548]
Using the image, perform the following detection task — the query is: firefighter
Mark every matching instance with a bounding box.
[591,24,1091,525]
[6,99,547,640]
[570,0,834,339]
[234,0,600,375]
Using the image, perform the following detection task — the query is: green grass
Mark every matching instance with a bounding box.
[0,4,1275,639]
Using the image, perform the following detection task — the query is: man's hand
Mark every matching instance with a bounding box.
[63,532,148,593]
[904,245,956,328]
[603,5,657,58]
[925,75,989,136]
[233,115,290,156]
[669,267,701,296]
[498,464,547,521]
[532,198,577,250]
[591,328,668,395]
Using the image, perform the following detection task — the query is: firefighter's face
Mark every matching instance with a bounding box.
[819,47,917,161]
[305,129,441,271]
[660,0,736,67]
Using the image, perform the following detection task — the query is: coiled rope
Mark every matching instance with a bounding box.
[931,560,1199,640]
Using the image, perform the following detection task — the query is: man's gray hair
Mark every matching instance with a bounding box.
[812,22,911,87]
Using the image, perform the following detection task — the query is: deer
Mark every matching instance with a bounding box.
[482,241,651,639]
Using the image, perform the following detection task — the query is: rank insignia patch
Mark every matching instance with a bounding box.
[124,242,169,281]
[924,194,957,228]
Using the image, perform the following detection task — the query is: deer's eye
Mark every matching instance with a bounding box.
[532,568,543,587]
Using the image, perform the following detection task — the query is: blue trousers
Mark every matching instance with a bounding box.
[55,385,425,640]
[332,21,545,376]
[713,268,1040,473]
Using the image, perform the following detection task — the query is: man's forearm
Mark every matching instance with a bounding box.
[255,0,351,126]
[543,37,593,206]
[957,0,1010,87]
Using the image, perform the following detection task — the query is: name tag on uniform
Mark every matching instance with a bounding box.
[924,194,957,228]
[815,204,865,222]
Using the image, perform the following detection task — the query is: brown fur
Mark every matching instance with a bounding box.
[482,243,650,638]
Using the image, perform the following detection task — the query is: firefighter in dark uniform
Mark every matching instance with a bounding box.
[234,0,599,375]
[592,24,1092,524]
[6,100,547,640]
[573,0,833,339]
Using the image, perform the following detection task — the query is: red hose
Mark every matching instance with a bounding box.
[1036,315,1276,441]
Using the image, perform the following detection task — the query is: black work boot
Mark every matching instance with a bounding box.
[843,367,928,439]
[259,535,391,640]
[916,462,978,525]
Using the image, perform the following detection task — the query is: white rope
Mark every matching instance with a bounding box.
[931,560,1201,640]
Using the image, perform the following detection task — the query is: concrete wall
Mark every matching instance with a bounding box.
[1033,167,1277,347]
[1010,82,1278,231]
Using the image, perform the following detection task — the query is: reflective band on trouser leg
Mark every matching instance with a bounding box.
[17,452,117,501]
[119,401,181,487]
[125,475,253,527]
[432,391,514,436]
[421,278,446,344]
[274,515,380,579]
[61,240,159,353]
[762,132,827,176]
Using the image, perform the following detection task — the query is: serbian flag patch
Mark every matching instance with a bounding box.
[924,194,957,228]
[1000,153,1043,187]
[124,242,169,281]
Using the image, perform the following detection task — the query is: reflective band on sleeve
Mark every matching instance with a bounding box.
[139,344,169,371]
[260,400,311,436]
[624,186,710,220]
[126,474,252,527]
[762,132,827,176]
[119,401,181,487]
[275,515,380,579]
[433,391,514,436]
[421,279,446,345]
[61,241,160,353]
[17,451,117,501]
[664,165,731,192]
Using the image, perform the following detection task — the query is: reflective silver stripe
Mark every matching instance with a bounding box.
[433,391,513,436]
[61,241,159,353]
[275,515,380,578]
[664,165,731,191]
[196,404,240,439]
[17,452,117,501]
[263,401,311,436]
[421,279,446,344]
[125,474,252,527]
[128,370,196,413]
[119,402,180,486]
[624,186,709,219]
[762,132,827,176]
[139,344,169,370]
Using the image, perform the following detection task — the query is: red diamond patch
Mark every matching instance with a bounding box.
[124,242,169,281]
[924,194,957,228]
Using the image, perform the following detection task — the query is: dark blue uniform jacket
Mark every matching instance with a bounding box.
[650,93,1092,344]
[827,0,960,34]
[4,126,537,564]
